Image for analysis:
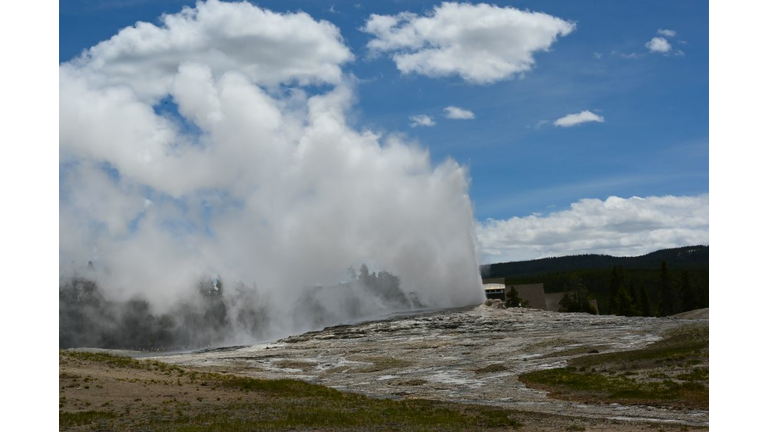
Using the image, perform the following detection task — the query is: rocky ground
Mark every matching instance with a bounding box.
[151,305,708,428]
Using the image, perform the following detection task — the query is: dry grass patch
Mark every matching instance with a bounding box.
[348,355,412,373]
[271,360,316,371]
[59,351,522,431]
[520,324,708,409]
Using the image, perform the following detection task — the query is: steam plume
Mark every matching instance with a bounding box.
[59,0,483,348]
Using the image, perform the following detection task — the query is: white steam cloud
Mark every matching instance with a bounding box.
[59,0,483,346]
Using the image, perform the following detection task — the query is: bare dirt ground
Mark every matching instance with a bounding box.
[149,305,708,429]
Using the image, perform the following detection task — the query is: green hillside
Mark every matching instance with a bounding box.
[481,246,709,317]
[482,245,708,278]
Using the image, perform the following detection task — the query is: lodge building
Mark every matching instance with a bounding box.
[481,278,599,314]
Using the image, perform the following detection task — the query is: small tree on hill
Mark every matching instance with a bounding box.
[505,285,522,308]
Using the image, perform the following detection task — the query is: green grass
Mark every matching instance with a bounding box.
[63,350,143,367]
[215,374,344,397]
[520,368,706,405]
[569,324,708,370]
[678,368,708,381]
[350,355,412,373]
[62,350,184,373]
[59,410,116,428]
[144,400,521,431]
[538,345,608,359]
[519,324,708,409]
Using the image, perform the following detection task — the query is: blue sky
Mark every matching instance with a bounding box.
[59,0,708,262]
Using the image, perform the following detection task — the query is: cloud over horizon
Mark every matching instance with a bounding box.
[362,2,575,84]
[476,194,709,263]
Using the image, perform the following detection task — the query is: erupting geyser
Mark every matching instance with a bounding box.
[59,0,484,349]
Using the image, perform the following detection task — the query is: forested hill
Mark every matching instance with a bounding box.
[482,245,708,279]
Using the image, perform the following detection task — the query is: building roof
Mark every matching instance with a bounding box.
[481,277,505,285]
[483,283,505,291]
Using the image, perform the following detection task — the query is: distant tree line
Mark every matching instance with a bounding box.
[484,246,708,279]
[353,264,414,307]
[59,275,271,350]
[60,264,417,350]
[504,260,708,317]
[294,264,420,330]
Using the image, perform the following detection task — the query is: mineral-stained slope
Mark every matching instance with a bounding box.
[156,305,709,427]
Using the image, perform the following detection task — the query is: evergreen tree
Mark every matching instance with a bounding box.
[559,276,596,314]
[658,261,676,316]
[638,285,652,317]
[505,286,522,308]
[698,272,709,308]
[608,266,621,310]
[614,285,638,316]
[679,270,697,312]
[359,264,371,285]
[628,280,638,306]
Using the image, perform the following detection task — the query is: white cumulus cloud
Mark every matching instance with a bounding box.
[553,110,605,127]
[646,37,672,53]
[361,2,575,84]
[657,29,677,37]
[64,0,353,100]
[444,106,475,120]
[476,195,709,263]
[409,114,436,127]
